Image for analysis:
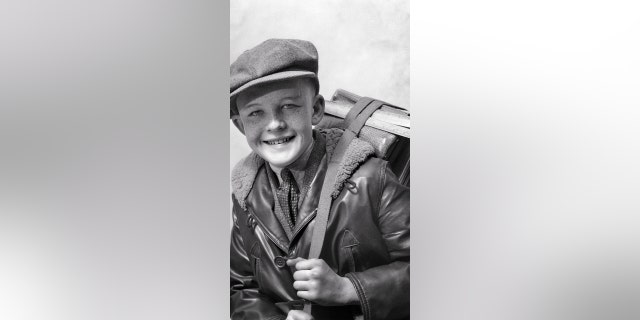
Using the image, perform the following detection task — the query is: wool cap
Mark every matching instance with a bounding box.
[230,39,319,117]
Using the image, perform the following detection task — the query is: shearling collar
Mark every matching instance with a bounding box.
[231,128,375,210]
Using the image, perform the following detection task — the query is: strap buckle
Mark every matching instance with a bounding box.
[288,299,309,310]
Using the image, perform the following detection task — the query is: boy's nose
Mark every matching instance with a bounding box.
[266,115,286,131]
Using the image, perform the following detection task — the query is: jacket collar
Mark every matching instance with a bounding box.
[231,128,375,210]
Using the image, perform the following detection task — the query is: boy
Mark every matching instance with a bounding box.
[230,39,409,320]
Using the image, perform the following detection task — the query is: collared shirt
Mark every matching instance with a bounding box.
[265,131,326,233]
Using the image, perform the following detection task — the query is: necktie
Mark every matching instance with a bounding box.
[278,168,299,228]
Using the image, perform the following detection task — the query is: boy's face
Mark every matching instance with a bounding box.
[233,78,324,169]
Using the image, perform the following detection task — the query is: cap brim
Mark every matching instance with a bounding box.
[231,70,316,99]
[230,70,317,116]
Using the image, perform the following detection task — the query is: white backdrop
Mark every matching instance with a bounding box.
[415,1,640,319]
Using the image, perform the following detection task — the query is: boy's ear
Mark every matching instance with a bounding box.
[311,94,325,125]
[231,115,245,135]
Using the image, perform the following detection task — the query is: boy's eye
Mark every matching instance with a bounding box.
[282,104,299,109]
[247,110,262,117]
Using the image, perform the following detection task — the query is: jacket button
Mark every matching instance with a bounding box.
[246,215,255,230]
[274,256,287,268]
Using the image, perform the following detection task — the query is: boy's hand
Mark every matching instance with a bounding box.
[286,309,314,320]
[287,258,359,306]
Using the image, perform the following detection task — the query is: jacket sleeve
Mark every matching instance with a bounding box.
[345,163,410,320]
[230,196,287,320]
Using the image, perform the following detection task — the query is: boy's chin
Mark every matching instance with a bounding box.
[259,152,298,169]
[257,143,303,168]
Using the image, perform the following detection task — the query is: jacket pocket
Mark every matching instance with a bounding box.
[250,242,263,287]
[341,229,360,273]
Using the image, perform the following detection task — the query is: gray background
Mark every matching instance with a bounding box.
[1,1,229,319]
[1,1,640,320]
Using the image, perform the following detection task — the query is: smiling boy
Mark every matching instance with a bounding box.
[230,39,410,320]
[233,77,322,174]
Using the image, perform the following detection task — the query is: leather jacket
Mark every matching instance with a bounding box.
[230,129,410,320]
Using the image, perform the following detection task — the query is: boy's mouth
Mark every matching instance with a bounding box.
[263,136,294,145]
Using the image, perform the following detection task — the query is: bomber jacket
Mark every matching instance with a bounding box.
[230,128,410,320]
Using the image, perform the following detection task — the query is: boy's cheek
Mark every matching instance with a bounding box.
[242,125,262,140]
[241,118,260,129]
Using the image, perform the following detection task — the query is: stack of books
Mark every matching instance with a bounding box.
[317,89,410,186]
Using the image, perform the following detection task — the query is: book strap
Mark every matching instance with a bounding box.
[303,97,386,315]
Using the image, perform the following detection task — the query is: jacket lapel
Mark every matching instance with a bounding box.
[291,154,327,240]
[245,165,290,251]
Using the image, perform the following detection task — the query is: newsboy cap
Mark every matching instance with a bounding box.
[230,39,319,116]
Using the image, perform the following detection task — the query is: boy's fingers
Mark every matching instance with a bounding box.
[296,290,313,301]
[294,258,321,270]
[287,309,314,320]
[293,270,312,281]
[286,257,305,266]
[292,280,311,291]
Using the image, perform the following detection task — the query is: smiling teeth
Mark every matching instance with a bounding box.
[265,137,292,145]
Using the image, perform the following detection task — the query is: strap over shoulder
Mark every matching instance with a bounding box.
[304,96,388,315]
